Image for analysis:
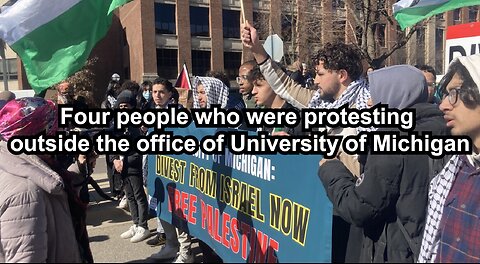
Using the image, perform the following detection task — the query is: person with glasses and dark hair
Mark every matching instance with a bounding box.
[415,64,438,104]
[419,54,480,263]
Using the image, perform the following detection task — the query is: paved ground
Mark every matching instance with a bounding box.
[86,156,202,263]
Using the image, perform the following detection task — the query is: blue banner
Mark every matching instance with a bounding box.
[147,125,332,262]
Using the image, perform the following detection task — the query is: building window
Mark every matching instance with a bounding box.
[191,50,211,76]
[469,7,478,22]
[156,49,178,79]
[190,6,209,37]
[0,58,18,81]
[453,9,461,21]
[224,52,242,80]
[253,12,269,40]
[154,3,176,34]
[223,9,240,38]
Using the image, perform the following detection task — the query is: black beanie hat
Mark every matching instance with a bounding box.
[115,90,136,108]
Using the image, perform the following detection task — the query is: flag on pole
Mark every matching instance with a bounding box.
[174,63,192,90]
[393,0,480,30]
[0,38,5,59]
[0,0,131,93]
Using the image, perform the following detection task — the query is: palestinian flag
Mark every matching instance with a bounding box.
[393,0,480,30]
[0,0,131,93]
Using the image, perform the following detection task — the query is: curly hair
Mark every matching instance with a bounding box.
[313,42,363,81]
[249,66,265,83]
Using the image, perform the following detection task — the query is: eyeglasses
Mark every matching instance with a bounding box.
[236,75,249,84]
[442,87,466,105]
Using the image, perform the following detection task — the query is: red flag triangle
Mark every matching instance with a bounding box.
[174,63,192,90]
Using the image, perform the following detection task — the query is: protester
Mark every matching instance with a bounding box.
[193,76,229,109]
[56,81,75,105]
[250,66,304,135]
[112,90,150,243]
[237,60,257,108]
[415,64,438,104]
[419,54,480,263]
[241,21,384,262]
[145,77,181,248]
[0,97,88,262]
[366,66,375,74]
[319,65,449,262]
[101,75,121,109]
[138,80,154,110]
[206,70,245,110]
[193,76,229,263]
[242,21,368,177]
[152,77,178,109]
[101,75,123,201]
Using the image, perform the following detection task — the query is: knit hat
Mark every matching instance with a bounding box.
[115,90,136,108]
[368,65,428,109]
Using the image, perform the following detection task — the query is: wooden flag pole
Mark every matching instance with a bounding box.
[240,0,246,23]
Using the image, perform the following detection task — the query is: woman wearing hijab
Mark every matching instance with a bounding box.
[0,97,92,262]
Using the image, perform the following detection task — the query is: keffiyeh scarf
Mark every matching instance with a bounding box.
[192,76,229,108]
[307,77,373,132]
[418,155,461,263]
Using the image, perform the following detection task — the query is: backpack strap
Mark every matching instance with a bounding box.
[396,218,418,262]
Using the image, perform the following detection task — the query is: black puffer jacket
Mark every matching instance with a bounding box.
[319,103,449,262]
[109,126,143,178]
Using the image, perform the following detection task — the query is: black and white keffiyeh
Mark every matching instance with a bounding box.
[307,77,373,132]
[308,77,370,110]
[418,155,461,263]
[192,76,229,109]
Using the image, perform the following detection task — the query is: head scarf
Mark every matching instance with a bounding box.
[0,97,58,141]
[369,65,428,109]
[192,76,229,109]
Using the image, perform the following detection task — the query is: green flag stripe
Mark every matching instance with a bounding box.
[395,0,480,30]
[10,0,129,93]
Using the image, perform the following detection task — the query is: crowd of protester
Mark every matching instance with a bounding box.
[0,20,479,263]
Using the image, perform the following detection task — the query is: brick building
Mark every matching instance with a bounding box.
[2,0,480,98]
